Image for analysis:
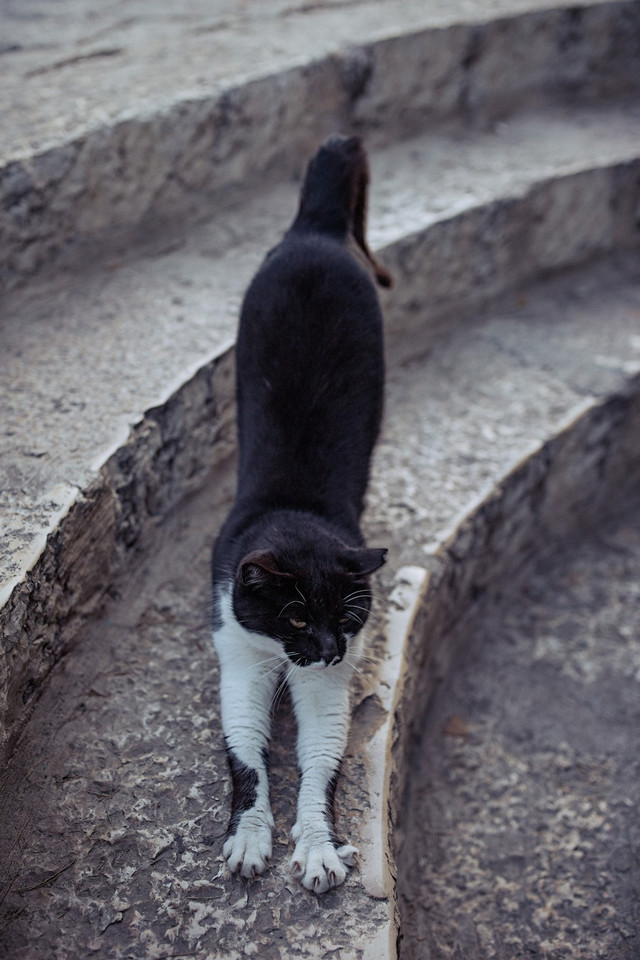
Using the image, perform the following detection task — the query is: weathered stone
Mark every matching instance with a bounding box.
[397,500,640,958]
[2,3,640,955]
[2,1,640,290]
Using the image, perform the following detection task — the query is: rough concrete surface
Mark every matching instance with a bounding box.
[4,97,640,549]
[4,97,640,604]
[2,253,640,958]
[367,253,640,567]
[0,463,395,959]
[3,100,640,754]
[3,1,640,955]
[2,0,640,754]
[398,499,640,959]
[2,0,639,288]
[3,0,570,158]
[3,0,635,162]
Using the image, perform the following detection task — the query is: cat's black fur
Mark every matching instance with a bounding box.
[211,134,390,892]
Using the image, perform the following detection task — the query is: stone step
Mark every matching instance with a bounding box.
[2,95,640,757]
[1,251,638,957]
[2,0,639,288]
[3,2,640,955]
[397,499,640,958]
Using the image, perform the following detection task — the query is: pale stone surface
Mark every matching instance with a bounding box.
[0,348,236,757]
[4,98,640,580]
[367,254,640,566]
[0,462,423,959]
[2,0,629,161]
[2,4,640,710]
[398,501,640,959]
[3,102,640,756]
[1,253,640,958]
[2,2,640,953]
[358,566,430,904]
[2,1,639,288]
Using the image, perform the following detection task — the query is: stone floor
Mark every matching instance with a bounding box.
[1,0,572,160]
[3,4,640,955]
[0,461,392,960]
[398,498,640,960]
[0,255,640,960]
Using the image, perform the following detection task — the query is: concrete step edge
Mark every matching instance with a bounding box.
[2,151,640,756]
[3,0,639,291]
[2,320,637,955]
[361,377,640,954]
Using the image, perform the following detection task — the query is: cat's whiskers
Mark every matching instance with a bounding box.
[271,680,287,714]
[229,612,254,627]
[342,590,374,603]
[355,651,387,664]
[271,661,298,714]
[346,604,371,615]
[247,654,282,669]
[278,599,305,618]
[250,656,286,680]
[345,656,366,677]
[214,563,239,584]
[354,607,385,627]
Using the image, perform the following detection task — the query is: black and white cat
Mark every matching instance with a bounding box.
[211,135,391,894]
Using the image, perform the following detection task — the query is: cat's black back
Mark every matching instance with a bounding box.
[235,231,383,528]
[213,134,389,583]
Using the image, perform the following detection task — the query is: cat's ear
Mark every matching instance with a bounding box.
[343,546,388,577]
[238,551,294,590]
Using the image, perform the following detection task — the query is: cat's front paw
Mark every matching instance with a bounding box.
[290,826,358,894]
[223,812,274,879]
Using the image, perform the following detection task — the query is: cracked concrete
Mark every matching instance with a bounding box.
[398,499,640,959]
[2,0,639,289]
[1,254,640,957]
[2,1,640,955]
[3,109,640,758]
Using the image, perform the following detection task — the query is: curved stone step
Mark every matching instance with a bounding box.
[396,500,640,958]
[3,3,640,954]
[2,0,639,289]
[2,96,640,757]
[1,252,639,957]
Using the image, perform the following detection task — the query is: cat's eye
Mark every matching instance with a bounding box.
[289,617,307,629]
[339,617,350,624]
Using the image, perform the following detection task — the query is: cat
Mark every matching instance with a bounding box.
[211,134,391,894]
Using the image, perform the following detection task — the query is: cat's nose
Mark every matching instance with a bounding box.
[318,631,340,665]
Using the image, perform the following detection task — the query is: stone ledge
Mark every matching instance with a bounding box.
[382,158,640,361]
[392,382,640,781]
[383,382,640,955]
[0,347,235,760]
[6,101,640,590]
[1,325,639,958]
[2,0,639,290]
[4,377,640,960]
[3,145,640,757]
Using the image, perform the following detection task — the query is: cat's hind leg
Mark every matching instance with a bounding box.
[213,591,283,879]
[287,662,358,893]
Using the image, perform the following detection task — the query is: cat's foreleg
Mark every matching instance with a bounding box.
[287,663,358,893]
[218,655,279,878]
[213,605,283,879]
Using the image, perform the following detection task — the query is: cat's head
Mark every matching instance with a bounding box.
[232,535,387,668]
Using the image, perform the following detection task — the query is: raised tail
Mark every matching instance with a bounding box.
[291,135,392,289]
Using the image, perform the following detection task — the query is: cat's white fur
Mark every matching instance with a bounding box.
[213,584,361,892]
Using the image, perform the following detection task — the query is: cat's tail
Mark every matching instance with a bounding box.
[292,135,393,288]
